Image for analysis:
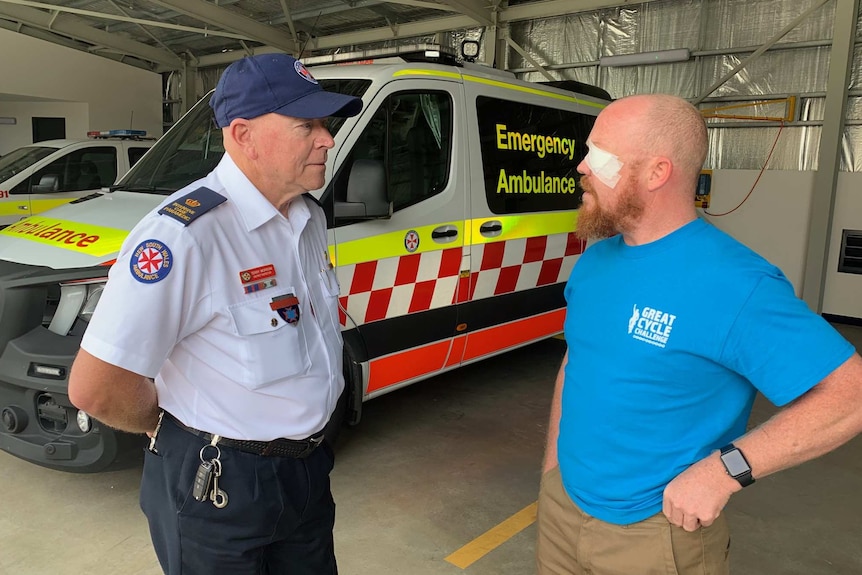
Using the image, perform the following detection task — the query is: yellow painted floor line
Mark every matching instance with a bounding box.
[444,501,538,570]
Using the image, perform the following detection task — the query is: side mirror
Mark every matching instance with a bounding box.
[31,174,60,193]
[334,159,391,220]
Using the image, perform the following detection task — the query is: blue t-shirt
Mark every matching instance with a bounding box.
[559,218,854,525]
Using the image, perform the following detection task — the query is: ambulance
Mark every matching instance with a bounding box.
[0,131,154,227]
[0,46,610,472]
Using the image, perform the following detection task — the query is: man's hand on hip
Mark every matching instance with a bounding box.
[662,452,742,532]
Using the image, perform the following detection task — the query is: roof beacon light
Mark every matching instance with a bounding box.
[87,129,148,139]
[301,44,458,67]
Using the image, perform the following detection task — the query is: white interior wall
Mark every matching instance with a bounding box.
[0,102,88,154]
[703,170,861,319]
[0,27,161,155]
[702,171,816,297]
[824,173,862,319]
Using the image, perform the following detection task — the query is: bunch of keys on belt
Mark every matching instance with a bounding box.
[192,436,229,509]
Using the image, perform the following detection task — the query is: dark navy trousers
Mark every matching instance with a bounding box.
[140,414,337,574]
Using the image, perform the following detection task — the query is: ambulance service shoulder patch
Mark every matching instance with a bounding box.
[158,187,227,226]
[130,239,172,283]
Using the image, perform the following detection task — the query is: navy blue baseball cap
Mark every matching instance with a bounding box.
[210,53,363,128]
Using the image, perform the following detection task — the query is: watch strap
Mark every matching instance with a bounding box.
[720,443,755,487]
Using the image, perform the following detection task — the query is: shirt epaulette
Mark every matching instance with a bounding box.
[158,187,227,226]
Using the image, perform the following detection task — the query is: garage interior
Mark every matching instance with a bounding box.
[2,326,862,574]
[1,0,862,574]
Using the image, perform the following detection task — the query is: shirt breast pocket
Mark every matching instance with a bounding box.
[228,295,311,389]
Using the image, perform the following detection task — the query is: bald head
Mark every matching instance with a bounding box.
[599,94,707,184]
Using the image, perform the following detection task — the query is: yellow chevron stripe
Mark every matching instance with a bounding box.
[333,212,579,267]
[0,197,78,217]
[30,198,78,213]
[334,220,464,267]
[391,69,607,109]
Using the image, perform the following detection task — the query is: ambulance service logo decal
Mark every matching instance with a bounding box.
[404,230,420,253]
[130,239,172,283]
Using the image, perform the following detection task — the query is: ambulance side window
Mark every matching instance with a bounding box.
[28,147,116,193]
[476,96,595,214]
[388,92,452,211]
[325,90,452,227]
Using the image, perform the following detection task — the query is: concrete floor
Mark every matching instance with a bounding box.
[1,325,861,575]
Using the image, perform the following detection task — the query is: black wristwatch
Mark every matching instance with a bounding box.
[719,443,755,487]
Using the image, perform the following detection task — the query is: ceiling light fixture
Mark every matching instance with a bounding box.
[599,48,691,67]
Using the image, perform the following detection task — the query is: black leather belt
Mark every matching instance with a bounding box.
[166,413,324,459]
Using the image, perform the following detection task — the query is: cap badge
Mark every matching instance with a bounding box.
[294,60,318,85]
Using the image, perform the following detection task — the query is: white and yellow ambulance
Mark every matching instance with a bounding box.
[0,46,609,472]
[0,131,153,227]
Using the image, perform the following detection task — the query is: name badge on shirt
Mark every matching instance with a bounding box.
[240,264,278,294]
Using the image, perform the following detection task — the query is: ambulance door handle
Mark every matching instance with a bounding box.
[17,205,28,211]
[480,221,503,237]
[431,225,458,244]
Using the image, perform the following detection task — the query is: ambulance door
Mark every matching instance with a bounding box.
[24,146,117,216]
[326,78,467,398]
[459,84,594,365]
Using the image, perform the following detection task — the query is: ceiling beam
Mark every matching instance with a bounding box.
[106,0,175,55]
[0,0,252,41]
[435,0,493,27]
[0,2,181,67]
[145,0,297,54]
[291,1,389,21]
[499,0,658,23]
[379,0,458,11]
[276,0,297,44]
[311,13,476,51]
[194,0,664,70]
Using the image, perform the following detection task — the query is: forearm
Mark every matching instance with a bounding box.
[543,351,567,472]
[735,354,862,481]
[68,350,161,434]
[95,376,161,434]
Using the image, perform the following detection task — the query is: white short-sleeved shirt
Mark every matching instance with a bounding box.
[81,154,344,440]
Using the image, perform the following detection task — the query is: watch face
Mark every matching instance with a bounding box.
[721,449,750,476]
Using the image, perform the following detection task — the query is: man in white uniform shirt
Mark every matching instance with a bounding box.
[68,53,362,574]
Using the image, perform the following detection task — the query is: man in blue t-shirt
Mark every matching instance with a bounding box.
[536,93,862,575]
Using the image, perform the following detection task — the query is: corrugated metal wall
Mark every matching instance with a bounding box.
[189,0,860,171]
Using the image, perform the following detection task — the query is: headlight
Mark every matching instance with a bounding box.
[48,279,107,336]
[78,283,105,323]
[76,410,92,433]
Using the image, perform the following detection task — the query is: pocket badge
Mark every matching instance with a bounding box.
[270,293,300,326]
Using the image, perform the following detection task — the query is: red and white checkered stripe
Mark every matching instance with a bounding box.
[467,232,586,302]
[336,232,586,327]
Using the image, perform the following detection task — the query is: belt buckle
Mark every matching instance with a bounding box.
[299,435,324,458]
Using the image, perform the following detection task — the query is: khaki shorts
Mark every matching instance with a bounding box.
[537,467,730,575]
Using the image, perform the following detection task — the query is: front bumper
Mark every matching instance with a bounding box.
[0,325,123,472]
[0,259,132,473]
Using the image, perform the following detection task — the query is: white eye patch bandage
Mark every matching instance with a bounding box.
[584,141,624,188]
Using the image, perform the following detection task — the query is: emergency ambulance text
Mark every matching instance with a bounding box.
[497,169,578,194]
[495,124,578,160]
